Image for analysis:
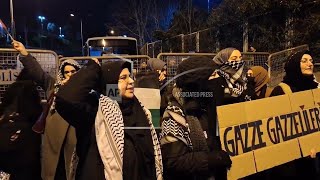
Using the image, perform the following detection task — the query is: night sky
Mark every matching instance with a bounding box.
[1,0,221,41]
[1,0,117,38]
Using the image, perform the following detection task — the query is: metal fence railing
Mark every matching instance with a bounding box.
[242,52,270,70]
[267,45,309,87]
[157,53,216,88]
[0,48,58,103]
[59,55,151,78]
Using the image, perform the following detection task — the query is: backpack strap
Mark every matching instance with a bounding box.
[278,82,292,94]
[265,87,274,98]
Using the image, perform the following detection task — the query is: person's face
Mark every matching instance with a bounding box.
[300,54,313,75]
[228,50,242,61]
[63,65,77,80]
[118,68,134,99]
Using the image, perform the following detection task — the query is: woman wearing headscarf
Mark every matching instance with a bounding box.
[0,69,42,180]
[55,59,163,180]
[248,66,274,99]
[160,56,232,180]
[268,50,319,179]
[212,48,254,105]
[137,58,168,117]
[12,40,81,180]
[270,50,319,95]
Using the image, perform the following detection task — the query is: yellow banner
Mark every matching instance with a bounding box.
[217,88,320,179]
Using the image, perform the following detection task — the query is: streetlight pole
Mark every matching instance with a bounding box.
[71,14,84,56]
[10,0,16,39]
[38,16,46,48]
[38,16,45,31]
[80,18,84,56]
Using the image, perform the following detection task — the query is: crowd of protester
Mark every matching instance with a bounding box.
[0,40,319,180]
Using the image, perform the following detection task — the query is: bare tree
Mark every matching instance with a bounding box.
[112,0,181,46]
[112,0,153,45]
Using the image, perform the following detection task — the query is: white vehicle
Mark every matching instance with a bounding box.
[84,36,138,56]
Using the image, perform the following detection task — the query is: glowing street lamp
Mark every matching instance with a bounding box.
[70,14,84,55]
[59,27,64,38]
[38,16,46,30]
[110,30,115,35]
[38,16,45,21]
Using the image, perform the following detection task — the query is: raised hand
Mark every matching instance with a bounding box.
[12,40,28,56]
[91,58,100,66]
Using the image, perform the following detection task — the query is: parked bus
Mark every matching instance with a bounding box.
[84,36,138,56]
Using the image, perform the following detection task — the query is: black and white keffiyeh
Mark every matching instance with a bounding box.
[95,95,163,180]
[0,171,10,180]
[160,87,210,152]
[217,60,248,98]
[213,47,249,99]
[49,59,81,112]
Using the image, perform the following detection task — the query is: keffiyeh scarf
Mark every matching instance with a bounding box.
[95,95,163,180]
[216,60,249,98]
[49,59,81,112]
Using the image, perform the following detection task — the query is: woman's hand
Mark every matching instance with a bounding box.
[12,40,28,56]
[91,58,100,66]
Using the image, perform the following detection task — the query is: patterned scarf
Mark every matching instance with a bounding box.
[216,60,248,98]
[95,95,163,180]
[160,87,209,152]
[213,47,249,100]
[0,171,10,180]
[49,59,81,112]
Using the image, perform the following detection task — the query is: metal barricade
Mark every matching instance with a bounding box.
[0,48,58,103]
[157,53,216,88]
[59,55,151,77]
[242,52,270,70]
[183,32,198,53]
[267,45,309,87]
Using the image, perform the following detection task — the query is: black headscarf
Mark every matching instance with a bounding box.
[100,60,132,96]
[176,56,218,93]
[176,56,219,115]
[0,68,42,123]
[283,50,318,92]
[100,60,156,180]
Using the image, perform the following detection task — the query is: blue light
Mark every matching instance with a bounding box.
[38,16,46,21]
[59,34,65,38]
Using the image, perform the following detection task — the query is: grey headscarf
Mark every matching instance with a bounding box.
[213,48,249,99]
[147,58,166,71]
[213,48,236,65]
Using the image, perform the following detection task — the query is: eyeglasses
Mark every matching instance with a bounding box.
[64,70,77,75]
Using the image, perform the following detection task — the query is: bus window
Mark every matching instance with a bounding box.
[86,37,138,56]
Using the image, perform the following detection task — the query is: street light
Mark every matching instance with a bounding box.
[37,16,46,48]
[110,30,115,35]
[70,14,84,56]
[59,26,64,38]
[38,16,46,30]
